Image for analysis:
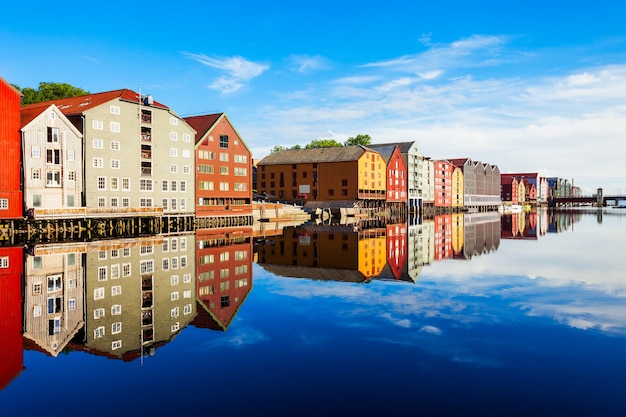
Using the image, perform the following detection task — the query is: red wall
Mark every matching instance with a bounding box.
[0,247,24,390]
[0,79,23,218]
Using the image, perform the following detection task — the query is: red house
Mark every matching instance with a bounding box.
[434,160,455,208]
[433,214,453,260]
[184,113,252,219]
[0,247,24,390]
[386,223,407,280]
[370,145,407,204]
[0,77,23,218]
[193,227,253,330]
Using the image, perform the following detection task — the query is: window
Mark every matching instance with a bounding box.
[180,238,187,251]
[162,180,168,192]
[140,260,154,274]
[33,305,42,317]
[0,199,8,210]
[183,289,192,298]
[171,180,177,192]
[123,248,131,257]
[170,275,179,285]
[110,121,120,133]
[219,152,229,161]
[171,291,179,301]
[94,308,105,319]
[183,272,191,283]
[111,264,120,279]
[162,198,168,211]
[68,171,75,181]
[122,197,130,207]
[112,304,122,315]
[169,148,178,157]
[94,287,105,300]
[220,135,229,148]
[32,169,41,180]
[93,120,104,130]
[183,304,192,315]
[33,282,42,295]
[46,149,61,164]
[182,149,191,158]
[112,340,122,350]
[220,166,229,175]
[170,117,179,125]
[110,141,120,150]
[47,127,59,142]
[170,164,178,174]
[183,165,191,174]
[98,266,107,281]
[47,274,62,292]
[32,146,40,158]
[123,263,131,276]
[111,322,122,334]
[162,258,169,270]
[92,139,104,149]
[98,177,106,190]
[170,131,178,141]
[180,198,186,211]
[111,159,120,169]
[94,326,105,339]
[110,177,119,191]
[122,178,130,191]
[140,198,153,207]
[180,181,186,192]
[182,133,191,142]
[93,158,103,168]
[46,170,61,187]
[67,149,75,161]
[69,299,76,311]
[140,179,153,191]
[171,198,177,210]
[110,105,120,114]
[111,286,122,296]
[98,197,106,207]
[171,307,179,318]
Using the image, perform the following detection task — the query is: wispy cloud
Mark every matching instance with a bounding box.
[288,54,331,73]
[183,52,269,94]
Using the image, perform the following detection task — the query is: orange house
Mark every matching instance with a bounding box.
[184,113,252,218]
[434,160,455,208]
[256,146,386,203]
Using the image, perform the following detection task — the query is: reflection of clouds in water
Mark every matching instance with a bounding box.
[198,327,268,350]
[419,325,442,335]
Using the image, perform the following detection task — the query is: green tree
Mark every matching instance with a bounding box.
[14,82,90,105]
[305,138,343,149]
[344,134,372,146]
[270,144,302,154]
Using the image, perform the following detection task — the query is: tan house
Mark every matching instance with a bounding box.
[23,248,85,357]
[21,89,196,217]
[82,234,196,359]
[21,104,83,212]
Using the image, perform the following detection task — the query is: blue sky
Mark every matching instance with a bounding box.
[2,1,626,194]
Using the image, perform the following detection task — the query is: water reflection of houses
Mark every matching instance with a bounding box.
[193,227,253,331]
[23,243,84,357]
[454,212,501,259]
[75,234,196,360]
[501,210,538,240]
[0,247,24,389]
[257,222,387,283]
[405,218,434,283]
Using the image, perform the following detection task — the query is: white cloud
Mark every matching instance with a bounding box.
[183,52,269,94]
[288,54,330,73]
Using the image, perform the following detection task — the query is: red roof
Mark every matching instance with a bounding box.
[20,104,51,128]
[183,113,223,143]
[21,89,169,116]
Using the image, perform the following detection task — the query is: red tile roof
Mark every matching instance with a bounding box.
[183,113,223,143]
[20,89,169,116]
[20,104,50,128]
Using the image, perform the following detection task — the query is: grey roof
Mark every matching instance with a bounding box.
[370,145,396,164]
[369,141,415,154]
[258,145,368,165]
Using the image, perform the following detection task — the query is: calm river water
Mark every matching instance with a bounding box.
[1,208,625,416]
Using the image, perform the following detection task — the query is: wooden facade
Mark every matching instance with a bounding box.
[184,113,252,218]
[0,247,24,389]
[257,146,386,204]
[0,77,23,218]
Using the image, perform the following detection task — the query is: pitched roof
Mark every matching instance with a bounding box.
[183,113,222,142]
[369,141,416,154]
[20,89,169,115]
[20,104,50,128]
[370,144,397,164]
[0,76,22,97]
[258,145,369,165]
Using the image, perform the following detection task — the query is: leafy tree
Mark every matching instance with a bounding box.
[271,145,287,154]
[270,144,302,154]
[305,138,343,149]
[14,82,90,105]
[345,134,372,146]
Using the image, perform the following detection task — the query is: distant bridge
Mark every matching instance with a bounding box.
[549,195,626,206]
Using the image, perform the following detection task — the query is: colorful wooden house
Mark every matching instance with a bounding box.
[0,77,23,218]
[184,113,253,219]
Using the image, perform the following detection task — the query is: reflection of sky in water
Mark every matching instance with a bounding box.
[3,210,625,416]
